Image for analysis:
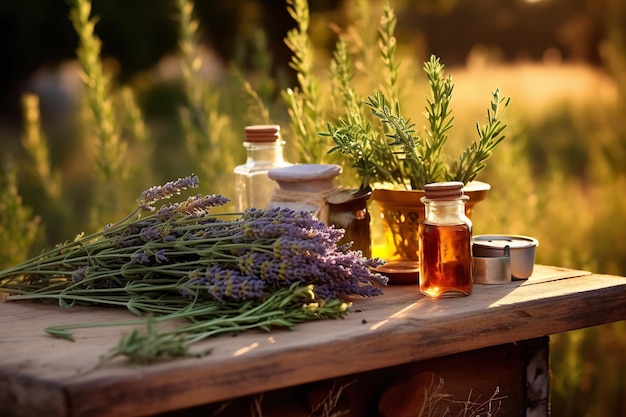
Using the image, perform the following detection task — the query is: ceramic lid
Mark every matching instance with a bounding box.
[268,164,342,182]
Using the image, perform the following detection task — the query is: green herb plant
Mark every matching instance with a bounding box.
[323,54,510,191]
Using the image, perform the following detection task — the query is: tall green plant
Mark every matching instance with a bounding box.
[0,161,40,269]
[20,94,63,202]
[175,0,237,193]
[69,0,133,228]
[378,2,400,104]
[282,0,326,163]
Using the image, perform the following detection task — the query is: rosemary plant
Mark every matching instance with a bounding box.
[0,175,386,365]
[322,54,510,190]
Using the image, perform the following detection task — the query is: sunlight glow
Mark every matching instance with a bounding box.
[369,302,420,331]
[233,342,260,356]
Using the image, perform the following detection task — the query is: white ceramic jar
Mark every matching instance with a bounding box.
[267,164,342,221]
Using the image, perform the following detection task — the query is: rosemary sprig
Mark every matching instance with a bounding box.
[447,89,511,184]
[378,2,400,103]
[422,55,454,185]
[365,91,423,189]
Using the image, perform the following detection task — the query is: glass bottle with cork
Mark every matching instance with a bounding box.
[418,181,473,297]
[233,125,290,211]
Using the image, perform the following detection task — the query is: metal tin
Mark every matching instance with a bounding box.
[473,255,511,284]
[473,235,538,279]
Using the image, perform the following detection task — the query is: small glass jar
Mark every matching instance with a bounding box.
[418,181,473,298]
[233,125,290,211]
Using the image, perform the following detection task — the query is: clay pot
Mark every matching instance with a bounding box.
[371,181,491,262]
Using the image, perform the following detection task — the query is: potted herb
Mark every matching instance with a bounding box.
[320,55,510,261]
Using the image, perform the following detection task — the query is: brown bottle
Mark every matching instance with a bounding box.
[418,181,473,298]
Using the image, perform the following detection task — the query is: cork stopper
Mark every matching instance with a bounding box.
[423,181,465,200]
[244,125,281,143]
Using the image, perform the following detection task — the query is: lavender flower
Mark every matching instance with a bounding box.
[139,225,162,242]
[240,208,340,240]
[0,175,390,366]
[156,203,178,221]
[154,249,169,264]
[229,211,387,299]
[3,176,387,318]
[177,194,230,215]
[189,265,266,302]
[71,266,88,283]
[137,174,199,211]
[130,250,151,265]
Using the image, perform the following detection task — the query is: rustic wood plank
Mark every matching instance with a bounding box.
[0,265,625,417]
[378,342,527,417]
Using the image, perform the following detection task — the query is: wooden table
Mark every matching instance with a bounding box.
[1,265,626,417]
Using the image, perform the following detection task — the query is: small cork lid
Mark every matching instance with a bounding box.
[244,125,281,143]
[423,181,464,200]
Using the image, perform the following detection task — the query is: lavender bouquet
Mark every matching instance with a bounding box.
[0,175,387,365]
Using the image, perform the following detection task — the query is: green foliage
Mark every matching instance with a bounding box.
[378,2,400,103]
[175,0,237,191]
[551,322,626,417]
[448,89,510,184]
[20,94,63,202]
[69,0,129,214]
[0,162,41,270]
[281,0,326,163]
[323,54,510,190]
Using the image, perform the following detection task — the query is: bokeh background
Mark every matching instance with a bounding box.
[1,0,625,415]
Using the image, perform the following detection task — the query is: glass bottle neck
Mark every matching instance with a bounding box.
[422,197,470,226]
[245,141,286,167]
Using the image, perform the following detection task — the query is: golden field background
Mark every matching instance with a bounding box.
[0,0,625,415]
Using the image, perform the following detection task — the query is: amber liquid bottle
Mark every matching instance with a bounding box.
[418,182,473,298]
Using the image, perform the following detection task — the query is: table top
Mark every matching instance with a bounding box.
[2,265,626,417]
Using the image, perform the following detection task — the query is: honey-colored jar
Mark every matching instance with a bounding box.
[418,181,473,298]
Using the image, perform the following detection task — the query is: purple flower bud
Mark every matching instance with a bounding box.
[137,174,199,211]
[71,266,88,283]
[139,226,161,242]
[187,265,267,302]
[154,249,169,264]
[130,251,151,265]
[177,194,230,215]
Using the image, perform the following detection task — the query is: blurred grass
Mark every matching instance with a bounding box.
[0,0,625,415]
